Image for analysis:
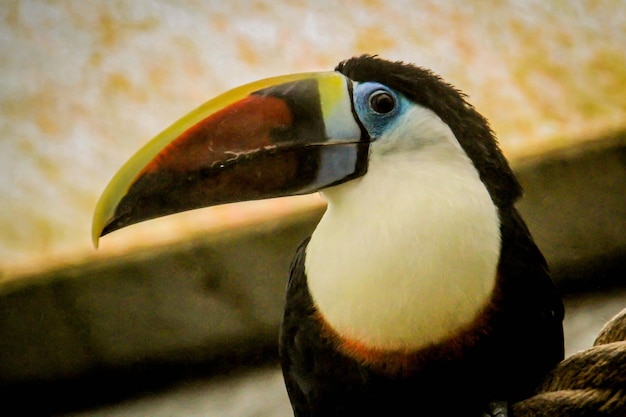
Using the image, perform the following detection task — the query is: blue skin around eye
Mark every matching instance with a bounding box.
[352,82,407,139]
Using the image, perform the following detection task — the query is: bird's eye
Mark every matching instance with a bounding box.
[368,90,396,114]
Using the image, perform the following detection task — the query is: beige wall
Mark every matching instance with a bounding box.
[2,0,625,276]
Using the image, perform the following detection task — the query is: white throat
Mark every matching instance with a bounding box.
[305,106,501,351]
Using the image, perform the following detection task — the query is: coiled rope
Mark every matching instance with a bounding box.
[512,308,626,417]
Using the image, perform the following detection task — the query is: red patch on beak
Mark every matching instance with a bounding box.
[141,95,292,175]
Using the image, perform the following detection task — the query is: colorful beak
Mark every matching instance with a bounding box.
[92,72,369,247]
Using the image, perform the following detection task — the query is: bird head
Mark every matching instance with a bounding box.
[93,55,519,247]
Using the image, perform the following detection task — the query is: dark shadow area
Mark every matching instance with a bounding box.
[554,250,626,295]
[3,340,280,416]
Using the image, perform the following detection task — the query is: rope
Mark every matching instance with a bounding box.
[512,308,626,417]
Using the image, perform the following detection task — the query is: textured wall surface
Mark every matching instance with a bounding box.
[2,1,625,275]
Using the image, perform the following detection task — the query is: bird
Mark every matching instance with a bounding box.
[92,55,564,417]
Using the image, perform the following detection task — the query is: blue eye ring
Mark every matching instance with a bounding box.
[368,90,396,114]
[352,82,403,139]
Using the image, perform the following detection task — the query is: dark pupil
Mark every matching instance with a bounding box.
[369,91,395,114]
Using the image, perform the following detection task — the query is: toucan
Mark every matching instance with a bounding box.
[92,55,564,416]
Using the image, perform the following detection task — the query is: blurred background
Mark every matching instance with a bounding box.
[1,1,625,416]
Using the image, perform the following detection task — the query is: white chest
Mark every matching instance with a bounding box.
[305,144,501,351]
